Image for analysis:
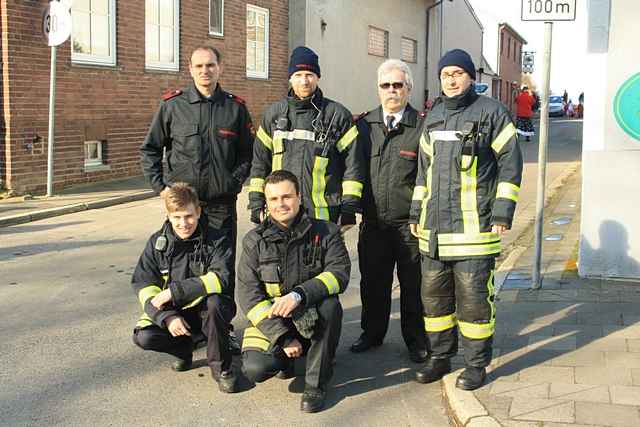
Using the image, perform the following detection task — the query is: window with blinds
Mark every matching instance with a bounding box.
[401,37,417,63]
[368,26,388,58]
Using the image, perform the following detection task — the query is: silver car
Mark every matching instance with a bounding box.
[549,96,565,117]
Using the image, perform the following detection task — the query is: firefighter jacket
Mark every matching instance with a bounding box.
[247,88,364,223]
[140,83,254,203]
[356,103,426,226]
[237,210,350,351]
[131,219,233,329]
[409,86,523,261]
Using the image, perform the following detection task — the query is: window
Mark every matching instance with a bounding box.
[246,5,269,79]
[84,140,109,171]
[401,37,417,63]
[209,0,224,36]
[368,26,388,58]
[508,38,511,59]
[71,0,116,66]
[145,0,180,71]
[500,33,504,54]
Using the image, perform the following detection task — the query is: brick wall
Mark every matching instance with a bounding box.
[0,0,288,193]
[498,25,525,114]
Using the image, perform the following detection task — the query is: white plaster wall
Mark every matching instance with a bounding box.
[579,0,640,278]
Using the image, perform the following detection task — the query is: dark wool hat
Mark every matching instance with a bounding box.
[288,46,321,78]
[438,49,476,80]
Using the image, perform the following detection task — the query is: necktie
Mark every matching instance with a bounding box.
[386,115,395,131]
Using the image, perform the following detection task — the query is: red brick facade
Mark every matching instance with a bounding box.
[497,23,526,115]
[0,0,288,193]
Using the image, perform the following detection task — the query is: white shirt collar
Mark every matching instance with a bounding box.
[382,107,406,127]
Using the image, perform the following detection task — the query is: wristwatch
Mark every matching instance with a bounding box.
[289,291,302,303]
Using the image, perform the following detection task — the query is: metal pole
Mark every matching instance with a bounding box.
[46,45,57,197]
[532,22,553,289]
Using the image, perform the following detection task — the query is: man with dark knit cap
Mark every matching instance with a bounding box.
[247,46,364,232]
[409,49,523,390]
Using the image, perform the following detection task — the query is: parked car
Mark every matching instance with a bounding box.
[474,82,489,95]
[549,95,565,117]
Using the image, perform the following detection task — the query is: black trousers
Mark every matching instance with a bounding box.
[202,201,237,283]
[242,297,343,389]
[357,222,426,351]
[133,295,236,376]
[421,256,496,368]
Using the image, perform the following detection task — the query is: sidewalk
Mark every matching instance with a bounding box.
[444,168,640,427]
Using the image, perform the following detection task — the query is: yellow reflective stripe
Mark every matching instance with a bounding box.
[242,327,271,351]
[418,237,430,253]
[274,129,316,142]
[412,185,426,201]
[491,122,516,154]
[316,271,340,295]
[424,313,457,332]
[181,296,204,309]
[438,232,500,245]
[256,126,273,151]
[419,133,433,156]
[496,182,520,202]
[342,180,363,198]
[272,134,284,171]
[200,272,222,294]
[249,178,265,194]
[438,242,502,258]
[265,282,281,298]
[138,285,162,308]
[460,154,480,233]
[311,156,330,220]
[136,313,153,328]
[458,321,494,339]
[336,125,358,152]
[246,300,273,326]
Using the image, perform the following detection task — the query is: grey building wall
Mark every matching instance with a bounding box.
[579,0,640,278]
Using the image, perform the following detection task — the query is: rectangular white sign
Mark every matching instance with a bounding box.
[521,0,577,21]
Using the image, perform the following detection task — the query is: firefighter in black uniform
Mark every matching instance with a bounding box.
[131,183,238,393]
[140,46,254,271]
[350,59,428,363]
[410,49,523,390]
[248,46,364,233]
[237,170,350,413]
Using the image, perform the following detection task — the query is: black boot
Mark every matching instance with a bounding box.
[300,385,326,413]
[276,362,295,379]
[455,366,486,390]
[415,358,451,384]
[215,368,239,393]
[171,356,193,372]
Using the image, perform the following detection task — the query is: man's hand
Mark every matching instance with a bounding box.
[409,223,420,238]
[492,224,508,235]
[151,288,172,309]
[166,316,191,337]
[160,187,170,199]
[282,338,303,358]
[268,293,301,318]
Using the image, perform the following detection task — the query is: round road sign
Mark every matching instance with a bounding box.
[613,72,640,141]
[42,2,72,47]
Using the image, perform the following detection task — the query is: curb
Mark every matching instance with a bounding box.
[0,190,155,228]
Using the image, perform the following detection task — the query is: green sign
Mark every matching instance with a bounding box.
[614,72,640,141]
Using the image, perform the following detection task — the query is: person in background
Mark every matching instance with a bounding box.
[515,86,536,142]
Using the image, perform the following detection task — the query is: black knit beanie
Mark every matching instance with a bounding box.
[438,49,476,79]
[288,46,321,78]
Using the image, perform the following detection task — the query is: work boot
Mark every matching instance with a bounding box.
[215,369,239,393]
[455,366,486,390]
[408,347,429,364]
[228,330,241,356]
[275,362,295,379]
[415,358,451,384]
[171,356,193,372]
[300,385,326,413]
[349,334,383,353]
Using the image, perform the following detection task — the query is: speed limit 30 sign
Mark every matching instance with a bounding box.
[42,1,72,47]
[521,0,576,21]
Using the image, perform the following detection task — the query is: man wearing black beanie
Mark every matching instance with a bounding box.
[409,49,523,390]
[247,46,364,235]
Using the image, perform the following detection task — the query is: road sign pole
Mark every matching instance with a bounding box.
[46,45,57,197]
[532,21,553,289]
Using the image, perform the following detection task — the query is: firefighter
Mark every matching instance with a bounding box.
[410,49,523,390]
[140,45,254,273]
[350,59,428,363]
[131,183,238,393]
[247,46,364,233]
[237,170,350,413]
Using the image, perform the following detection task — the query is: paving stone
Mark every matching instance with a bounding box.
[498,290,519,302]
[489,380,549,398]
[577,337,628,352]
[528,335,577,351]
[467,416,502,427]
[553,324,603,338]
[549,349,605,367]
[519,366,575,384]
[506,322,555,337]
[603,324,640,340]
[493,348,560,378]
[577,311,624,326]
[542,423,601,427]
[631,369,640,386]
[549,383,611,403]
[502,421,540,427]
[605,351,640,368]
[622,315,640,326]
[627,339,640,353]
[537,290,578,302]
[609,385,640,405]
[575,366,632,385]
[509,397,574,423]
[575,401,640,427]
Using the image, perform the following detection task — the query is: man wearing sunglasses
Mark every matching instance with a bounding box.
[410,49,523,390]
[350,59,428,365]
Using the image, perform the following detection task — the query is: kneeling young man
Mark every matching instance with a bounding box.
[131,183,238,393]
[237,170,350,413]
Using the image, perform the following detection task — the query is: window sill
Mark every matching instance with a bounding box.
[84,164,111,173]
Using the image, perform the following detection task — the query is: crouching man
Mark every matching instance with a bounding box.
[237,170,350,413]
[131,183,238,393]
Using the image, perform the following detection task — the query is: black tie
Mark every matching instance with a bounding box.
[386,115,395,131]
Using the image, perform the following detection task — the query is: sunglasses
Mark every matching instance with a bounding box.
[379,82,405,90]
